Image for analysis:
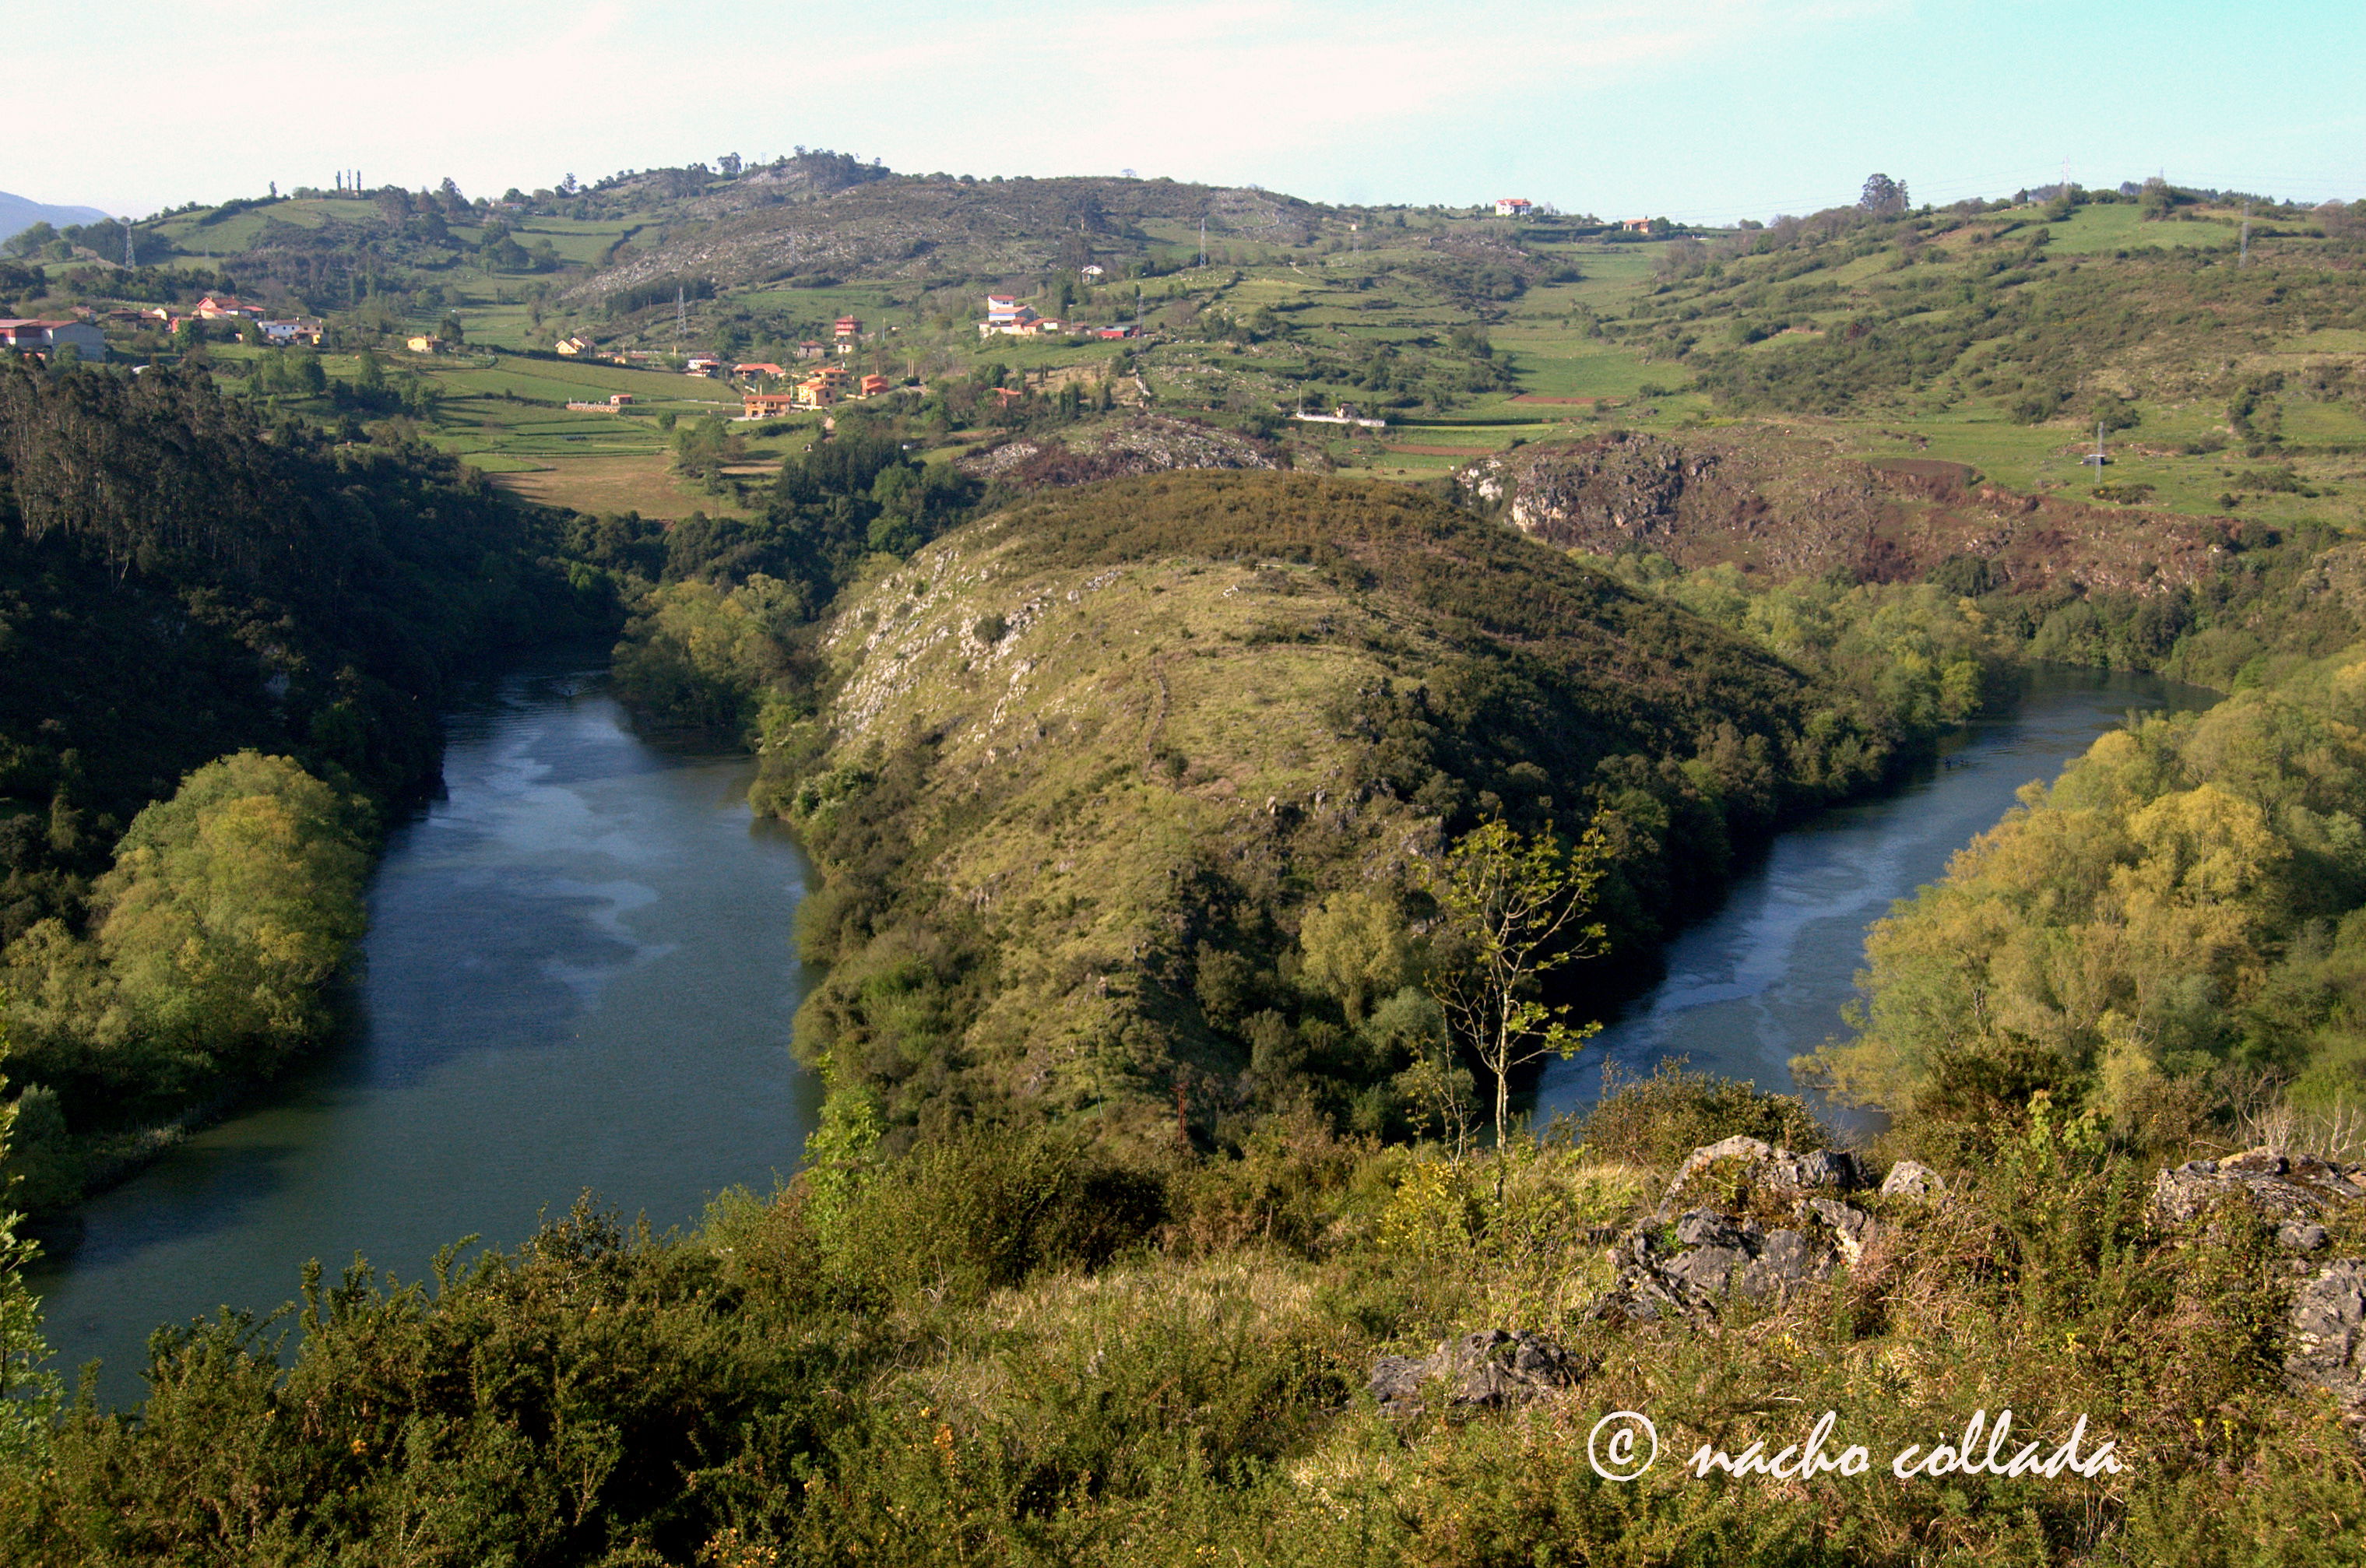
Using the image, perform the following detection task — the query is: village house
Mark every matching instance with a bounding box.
[259,319,323,346]
[1095,325,1138,340]
[556,336,593,356]
[1080,264,1106,279]
[795,339,825,360]
[733,361,786,380]
[793,377,837,408]
[405,334,439,353]
[0,319,107,360]
[742,391,796,418]
[833,316,860,339]
[195,294,259,320]
[1493,198,1533,217]
[1620,218,1654,233]
[858,374,891,397]
[684,357,722,376]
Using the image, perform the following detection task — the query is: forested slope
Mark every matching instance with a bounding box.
[0,360,606,1203]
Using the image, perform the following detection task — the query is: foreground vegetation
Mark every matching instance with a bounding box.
[2,1067,2358,1565]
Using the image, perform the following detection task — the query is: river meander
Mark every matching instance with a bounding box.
[28,660,821,1408]
[30,663,2214,1408]
[1537,666,2218,1129]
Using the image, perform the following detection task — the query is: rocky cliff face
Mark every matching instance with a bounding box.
[1458,431,2227,596]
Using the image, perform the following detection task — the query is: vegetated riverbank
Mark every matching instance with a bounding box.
[0,361,634,1218]
[23,660,822,1412]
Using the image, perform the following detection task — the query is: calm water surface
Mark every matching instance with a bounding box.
[30,663,821,1407]
[1536,666,2218,1128]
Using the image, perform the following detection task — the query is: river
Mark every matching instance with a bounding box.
[27,659,822,1408]
[1536,666,2217,1129]
[29,663,2209,1408]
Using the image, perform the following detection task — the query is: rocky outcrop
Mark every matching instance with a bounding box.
[1658,1134,1866,1220]
[1584,1137,1876,1324]
[1880,1159,1948,1201]
[2289,1260,2366,1429]
[2148,1148,2365,1239]
[2144,1148,2366,1433]
[1366,1329,1587,1415]
[1456,431,2220,597]
[958,416,1281,489]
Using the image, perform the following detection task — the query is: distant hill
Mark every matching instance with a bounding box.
[0,190,111,243]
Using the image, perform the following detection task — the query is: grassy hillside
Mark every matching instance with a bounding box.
[708,472,1971,1144]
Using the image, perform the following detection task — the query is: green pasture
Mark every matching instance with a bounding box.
[2038,202,2241,255]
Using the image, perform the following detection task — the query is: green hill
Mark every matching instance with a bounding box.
[725,471,1937,1142]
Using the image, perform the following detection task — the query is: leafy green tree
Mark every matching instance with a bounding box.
[0,1049,62,1464]
[96,751,371,1085]
[1298,888,1410,1025]
[1859,173,1910,216]
[1426,817,1611,1158]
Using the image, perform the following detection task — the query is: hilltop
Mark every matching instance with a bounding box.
[732,471,1932,1142]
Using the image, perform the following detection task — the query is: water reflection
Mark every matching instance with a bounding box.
[30,663,821,1407]
[1535,668,2218,1130]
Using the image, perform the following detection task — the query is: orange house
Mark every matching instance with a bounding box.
[859,374,891,396]
[744,392,796,418]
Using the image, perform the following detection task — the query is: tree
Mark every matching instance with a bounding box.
[1299,889,1411,1025]
[1860,173,1910,217]
[0,1049,62,1464]
[1425,817,1611,1163]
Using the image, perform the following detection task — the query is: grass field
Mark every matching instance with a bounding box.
[487,452,761,519]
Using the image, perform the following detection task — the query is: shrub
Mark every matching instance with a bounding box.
[1572,1062,1828,1169]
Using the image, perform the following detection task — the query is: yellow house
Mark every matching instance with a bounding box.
[406,335,437,353]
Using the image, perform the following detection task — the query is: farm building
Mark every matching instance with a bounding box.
[0,319,106,359]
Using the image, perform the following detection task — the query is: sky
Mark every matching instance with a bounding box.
[14,0,2364,222]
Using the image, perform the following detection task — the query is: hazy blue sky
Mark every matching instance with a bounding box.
[18,0,2364,220]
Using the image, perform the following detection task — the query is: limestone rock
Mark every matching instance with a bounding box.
[1659,1134,1866,1220]
[2148,1148,2366,1237]
[1879,1159,1948,1201]
[2287,1260,2366,1429]
[1367,1329,1585,1415]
